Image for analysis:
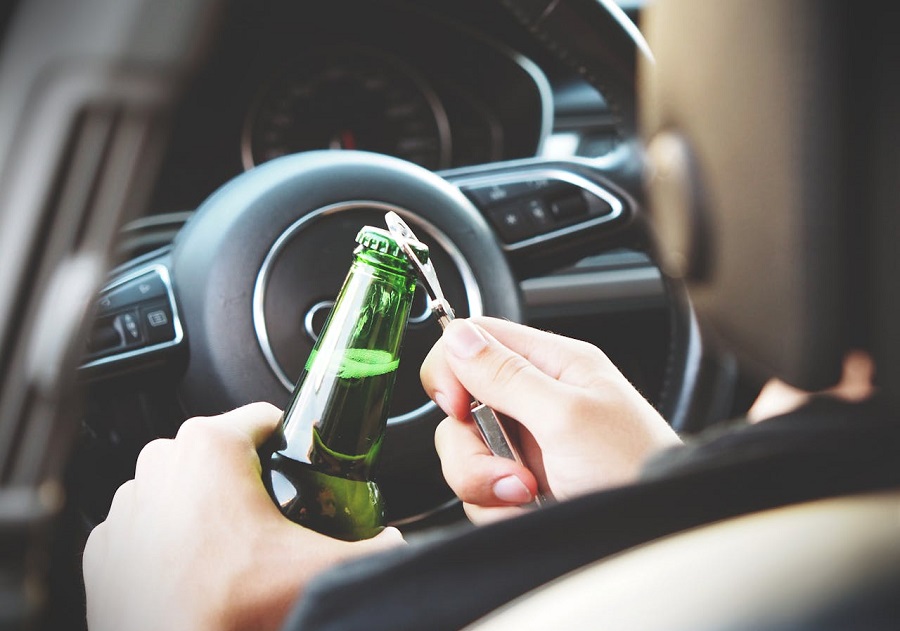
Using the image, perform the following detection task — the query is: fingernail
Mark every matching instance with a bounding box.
[445,320,488,359]
[434,392,452,418]
[493,476,533,504]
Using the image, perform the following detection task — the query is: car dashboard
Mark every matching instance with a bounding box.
[146,0,621,214]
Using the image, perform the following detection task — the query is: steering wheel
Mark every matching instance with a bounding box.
[77,0,702,526]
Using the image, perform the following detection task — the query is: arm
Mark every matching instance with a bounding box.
[82,402,403,631]
[420,317,682,524]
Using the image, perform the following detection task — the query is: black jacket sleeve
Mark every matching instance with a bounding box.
[282,398,900,631]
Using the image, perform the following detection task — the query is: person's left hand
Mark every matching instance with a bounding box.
[82,402,404,631]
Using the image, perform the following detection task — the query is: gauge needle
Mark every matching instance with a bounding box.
[330,128,358,150]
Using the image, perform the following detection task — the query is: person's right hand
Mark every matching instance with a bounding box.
[82,403,404,631]
[421,317,681,524]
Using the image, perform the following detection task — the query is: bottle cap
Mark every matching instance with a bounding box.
[356,226,428,263]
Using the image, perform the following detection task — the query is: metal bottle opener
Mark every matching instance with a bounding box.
[385,211,544,507]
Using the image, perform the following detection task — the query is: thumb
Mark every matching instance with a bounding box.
[216,401,283,448]
[441,319,569,438]
[367,527,407,550]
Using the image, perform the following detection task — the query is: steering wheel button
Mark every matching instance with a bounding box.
[527,178,555,192]
[486,186,512,203]
[147,310,169,328]
[100,271,167,314]
[141,302,176,344]
[87,319,124,354]
[549,193,588,220]
[488,205,534,242]
[462,182,532,208]
[525,199,553,230]
[114,312,142,345]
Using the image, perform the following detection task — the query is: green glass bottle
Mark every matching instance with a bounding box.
[261,225,422,541]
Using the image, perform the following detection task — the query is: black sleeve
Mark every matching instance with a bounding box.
[282,398,900,631]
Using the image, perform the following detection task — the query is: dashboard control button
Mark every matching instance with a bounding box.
[488,206,533,242]
[452,169,627,251]
[141,301,176,344]
[99,271,167,314]
[114,311,142,344]
[87,320,122,354]
[549,193,588,220]
[523,198,552,230]
[81,264,183,371]
[463,182,531,207]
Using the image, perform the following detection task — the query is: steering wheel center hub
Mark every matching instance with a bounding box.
[252,200,481,422]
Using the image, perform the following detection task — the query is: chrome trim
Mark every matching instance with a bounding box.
[79,264,184,370]
[411,2,554,158]
[440,153,633,180]
[389,496,462,529]
[252,201,483,427]
[598,0,655,64]
[302,300,335,342]
[407,289,434,324]
[119,210,194,233]
[510,51,554,156]
[451,167,625,252]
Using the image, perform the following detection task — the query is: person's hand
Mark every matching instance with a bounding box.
[421,318,681,524]
[748,350,876,422]
[82,402,404,631]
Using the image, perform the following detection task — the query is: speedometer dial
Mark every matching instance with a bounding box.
[242,47,451,170]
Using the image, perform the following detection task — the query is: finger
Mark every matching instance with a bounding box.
[105,479,136,521]
[82,521,108,584]
[364,527,407,551]
[221,401,283,447]
[187,402,283,449]
[471,317,620,389]
[463,502,530,526]
[434,416,538,506]
[421,318,621,425]
[133,438,172,480]
[436,319,577,438]
[420,338,477,421]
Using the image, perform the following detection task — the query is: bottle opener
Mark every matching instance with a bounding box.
[385,211,545,507]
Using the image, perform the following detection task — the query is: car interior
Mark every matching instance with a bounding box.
[0,0,897,629]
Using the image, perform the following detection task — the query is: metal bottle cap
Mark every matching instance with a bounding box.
[356,226,428,262]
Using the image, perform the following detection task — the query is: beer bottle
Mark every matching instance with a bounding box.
[261,225,422,540]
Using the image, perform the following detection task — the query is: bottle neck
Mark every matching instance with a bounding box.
[277,248,416,480]
[352,245,415,277]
